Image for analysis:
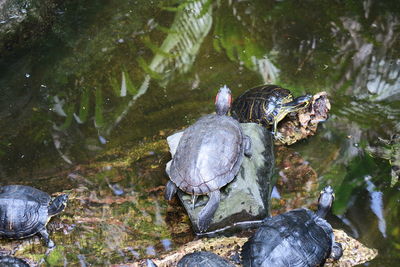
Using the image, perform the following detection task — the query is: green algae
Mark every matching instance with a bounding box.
[45,246,65,266]
[0,0,399,266]
[0,134,176,265]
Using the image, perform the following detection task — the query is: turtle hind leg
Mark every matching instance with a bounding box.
[39,227,55,248]
[243,135,252,157]
[197,190,220,232]
[164,181,177,201]
[330,242,343,260]
[48,194,69,216]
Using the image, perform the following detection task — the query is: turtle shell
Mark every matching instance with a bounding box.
[177,251,235,267]
[231,85,293,126]
[241,209,333,267]
[0,185,51,239]
[169,114,245,195]
[0,256,30,267]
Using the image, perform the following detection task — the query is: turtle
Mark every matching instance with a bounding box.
[241,186,343,266]
[231,84,312,137]
[0,256,30,267]
[177,251,235,267]
[0,185,68,248]
[165,85,252,232]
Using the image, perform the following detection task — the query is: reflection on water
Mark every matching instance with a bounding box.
[333,15,400,101]
[365,175,387,238]
[0,0,400,265]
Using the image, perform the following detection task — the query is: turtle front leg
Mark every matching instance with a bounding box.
[330,242,343,260]
[197,190,220,232]
[244,135,252,157]
[164,181,178,201]
[272,120,285,142]
[39,227,55,248]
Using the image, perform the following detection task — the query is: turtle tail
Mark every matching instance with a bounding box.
[48,194,69,216]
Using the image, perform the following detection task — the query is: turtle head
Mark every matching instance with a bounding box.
[281,94,313,113]
[215,85,232,116]
[269,94,312,127]
[48,194,69,216]
[316,185,334,218]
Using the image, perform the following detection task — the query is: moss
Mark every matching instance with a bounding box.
[45,246,65,266]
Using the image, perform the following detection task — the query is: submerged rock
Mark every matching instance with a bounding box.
[166,123,274,234]
[0,0,30,34]
[0,0,58,52]
[366,127,400,186]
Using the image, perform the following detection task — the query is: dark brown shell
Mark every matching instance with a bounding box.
[241,209,334,266]
[169,114,245,195]
[177,251,235,267]
[231,85,293,126]
[0,256,30,267]
[0,185,51,239]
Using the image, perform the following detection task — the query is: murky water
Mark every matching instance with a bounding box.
[1,0,399,266]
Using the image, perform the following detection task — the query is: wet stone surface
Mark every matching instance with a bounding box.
[166,123,275,234]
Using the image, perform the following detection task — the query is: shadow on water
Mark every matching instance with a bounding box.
[0,0,399,265]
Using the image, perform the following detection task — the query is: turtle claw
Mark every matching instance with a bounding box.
[39,228,55,248]
[331,242,343,260]
[272,131,285,142]
[47,240,55,249]
[198,217,212,233]
[244,135,252,157]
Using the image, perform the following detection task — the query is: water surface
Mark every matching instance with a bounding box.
[0,0,399,265]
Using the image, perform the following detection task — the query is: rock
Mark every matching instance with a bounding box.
[166,123,274,234]
[0,0,29,34]
[0,0,58,54]
[139,229,377,267]
[326,229,378,267]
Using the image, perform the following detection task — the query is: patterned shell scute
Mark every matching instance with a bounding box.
[170,114,244,195]
[241,209,333,267]
[232,85,292,125]
[0,256,30,267]
[177,251,235,267]
[0,185,51,238]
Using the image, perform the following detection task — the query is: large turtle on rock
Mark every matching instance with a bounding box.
[165,86,252,232]
[0,185,68,247]
[241,186,342,266]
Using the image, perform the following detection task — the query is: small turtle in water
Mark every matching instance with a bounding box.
[0,256,30,267]
[231,84,312,137]
[0,185,68,247]
[177,251,235,267]
[241,186,342,266]
[165,86,252,232]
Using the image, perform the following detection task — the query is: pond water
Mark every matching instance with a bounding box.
[0,0,399,266]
